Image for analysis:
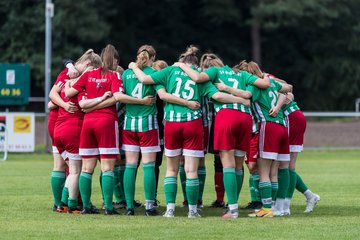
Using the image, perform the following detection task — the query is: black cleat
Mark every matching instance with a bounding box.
[209,200,226,208]
[81,206,100,214]
[52,205,57,212]
[125,208,135,216]
[56,202,68,213]
[241,202,256,210]
[105,208,120,215]
[153,199,160,208]
[145,208,159,216]
[113,200,127,209]
[133,200,142,209]
[68,207,81,214]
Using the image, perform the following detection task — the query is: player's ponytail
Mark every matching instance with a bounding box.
[247,61,264,78]
[232,60,248,73]
[136,45,156,69]
[179,45,199,66]
[200,53,224,70]
[101,44,119,74]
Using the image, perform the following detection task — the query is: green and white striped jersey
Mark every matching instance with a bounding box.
[282,100,300,116]
[204,66,258,114]
[248,79,287,126]
[122,66,160,132]
[150,66,218,122]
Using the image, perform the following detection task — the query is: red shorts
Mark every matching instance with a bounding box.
[122,129,160,153]
[259,121,290,161]
[286,110,306,152]
[53,117,83,160]
[214,109,252,157]
[203,126,209,154]
[79,116,119,159]
[164,118,204,157]
[246,133,259,164]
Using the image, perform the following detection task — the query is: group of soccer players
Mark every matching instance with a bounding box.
[48,44,320,218]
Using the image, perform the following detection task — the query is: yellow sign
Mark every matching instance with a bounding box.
[13,116,31,133]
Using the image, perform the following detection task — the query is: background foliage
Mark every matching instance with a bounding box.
[1,0,359,110]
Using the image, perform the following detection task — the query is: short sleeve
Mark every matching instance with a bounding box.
[247,85,260,101]
[154,84,165,91]
[72,71,88,92]
[150,67,171,86]
[199,81,218,99]
[241,71,258,85]
[273,80,283,91]
[77,91,87,102]
[204,67,218,82]
[54,69,69,88]
[111,72,123,94]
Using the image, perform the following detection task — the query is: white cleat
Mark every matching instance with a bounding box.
[163,209,175,218]
[188,210,201,218]
[304,194,320,213]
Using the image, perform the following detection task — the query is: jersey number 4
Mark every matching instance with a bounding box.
[131,83,143,98]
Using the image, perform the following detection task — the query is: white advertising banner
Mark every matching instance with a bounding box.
[0,112,35,152]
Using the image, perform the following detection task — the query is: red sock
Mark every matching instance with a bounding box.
[215,172,225,202]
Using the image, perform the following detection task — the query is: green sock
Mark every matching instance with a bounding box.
[113,165,122,203]
[51,171,66,206]
[79,172,92,209]
[102,171,114,211]
[164,176,177,204]
[197,166,206,201]
[253,173,261,202]
[271,182,279,201]
[179,164,187,201]
[277,168,290,199]
[186,178,199,205]
[124,164,137,209]
[296,172,309,193]
[235,169,243,201]
[286,169,297,199]
[119,165,126,201]
[259,181,272,209]
[143,162,156,202]
[249,174,256,202]
[223,168,238,205]
[68,198,78,209]
[61,186,69,205]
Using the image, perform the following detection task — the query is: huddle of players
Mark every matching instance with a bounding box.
[48,43,319,218]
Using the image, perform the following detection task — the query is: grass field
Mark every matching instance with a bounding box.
[0,150,360,240]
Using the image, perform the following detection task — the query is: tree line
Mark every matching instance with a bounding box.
[1,0,359,110]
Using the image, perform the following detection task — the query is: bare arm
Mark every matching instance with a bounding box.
[211,92,251,107]
[64,81,80,98]
[279,82,293,93]
[174,62,210,83]
[47,101,58,110]
[113,91,155,105]
[157,88,200,110]
[79,91,112,109]
[82,97,117,113]
[128,62,155,84]
[252,74,270,89]
[49,85,78,113]
[215,80,252,99]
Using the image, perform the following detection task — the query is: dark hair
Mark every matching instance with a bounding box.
[179,45,199,65]
[100,44,119,73]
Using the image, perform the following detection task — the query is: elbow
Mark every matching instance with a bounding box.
[288,84,293,92]
[211,93,221,101]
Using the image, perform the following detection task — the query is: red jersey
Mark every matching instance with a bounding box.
[72,68,122,119]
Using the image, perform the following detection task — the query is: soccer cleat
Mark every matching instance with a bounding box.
[145,208,159,216]
[283,209,291,216]
[209,200,225,208]
[222,209,239,219]
[113,200,127,209]
[188,210,201,218]
[181,200,188,208]
[253,201,263,211]
[52,205,57,212]
[163,209,175,218]
[304,194,320,213]
[68,207,81,214]
[197,200,203,209]
[153,199,160,208]
[133,200,142,209]
[248,208,273,218]
[125,208,135,216]
[105,208,120,215]
[56,203,68,213]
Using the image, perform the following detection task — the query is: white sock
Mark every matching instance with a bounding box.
[145,200,154,210]
[228,203,238,211]
[167,203,175,211]
[284,198,291,211]
[188,204,197,213]
[304,189,314,199]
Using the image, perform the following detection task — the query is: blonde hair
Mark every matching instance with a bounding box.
[200,53,224,70]
[232,60,248,73]
[136,45,156,69]
[116,65,125,75]
[152,60,168,70]
[100,44,119,73]
[179,45,199,65]
[75,49,102,68]
[247,61,264,78]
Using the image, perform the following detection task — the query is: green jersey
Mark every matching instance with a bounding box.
[122,66,159,132]
[204,66,258,114]
[248,79,287,126]
[150,66,218,122]
[282,100,300,116]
